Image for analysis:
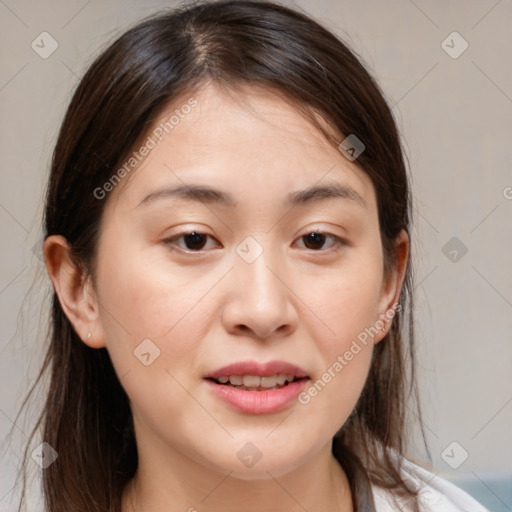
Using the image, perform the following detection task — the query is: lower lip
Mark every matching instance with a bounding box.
[205,378,309,414]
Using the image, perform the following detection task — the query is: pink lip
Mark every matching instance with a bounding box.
[204,360,309,379]
[203,360,310,414]
[205,378,309,414]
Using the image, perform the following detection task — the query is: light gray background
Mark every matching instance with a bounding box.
[1,1,511,511]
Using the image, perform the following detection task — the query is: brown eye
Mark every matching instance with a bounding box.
[297,231,346,251]
[164,231,219,252]
[182,232,207,250]
[303,232,326,250]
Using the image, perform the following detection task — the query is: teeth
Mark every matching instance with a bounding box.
[260,376,278,387]
[215,374,297,388]
[243,375,261,387]
[275,375,287,386]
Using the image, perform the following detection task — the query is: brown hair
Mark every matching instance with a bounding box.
[13,1,430,510]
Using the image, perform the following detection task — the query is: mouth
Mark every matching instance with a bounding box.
[203,361,310,414]
[206,374,308,391]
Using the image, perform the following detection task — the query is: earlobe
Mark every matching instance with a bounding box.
[43,235,106,349]
[374,229,409,344]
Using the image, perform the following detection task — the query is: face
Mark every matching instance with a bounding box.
[78,83,404,479]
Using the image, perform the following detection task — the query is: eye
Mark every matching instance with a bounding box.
[294,231,347,252]
[163,231,220,252]
[163,229,347,254]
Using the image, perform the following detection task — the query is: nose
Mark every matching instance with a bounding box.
[221,244,299,340]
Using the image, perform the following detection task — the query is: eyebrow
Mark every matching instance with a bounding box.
[136,182,367,209]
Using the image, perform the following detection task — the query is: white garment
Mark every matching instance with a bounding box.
[370,457,490,512]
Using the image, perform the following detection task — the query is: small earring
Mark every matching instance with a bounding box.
[86,332,91,339]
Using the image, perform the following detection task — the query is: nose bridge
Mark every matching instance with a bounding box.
[223,233,297,338]
[236,233,285,307]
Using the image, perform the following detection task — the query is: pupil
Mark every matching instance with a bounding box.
[185,232,206,250]
[304,232,325,249]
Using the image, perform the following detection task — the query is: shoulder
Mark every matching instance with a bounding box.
[370,455,490,512]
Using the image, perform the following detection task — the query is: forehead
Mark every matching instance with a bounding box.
[105,82,376,214]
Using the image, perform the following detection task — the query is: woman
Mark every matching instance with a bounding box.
[15,1,489,510]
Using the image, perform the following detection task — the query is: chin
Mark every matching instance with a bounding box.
[210,443,312,481]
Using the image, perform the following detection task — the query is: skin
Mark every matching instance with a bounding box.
[44,81,408,512]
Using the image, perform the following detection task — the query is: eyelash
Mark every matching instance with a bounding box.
[162,230,348,255]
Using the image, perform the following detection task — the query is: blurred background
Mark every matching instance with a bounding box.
[0,1,511,510]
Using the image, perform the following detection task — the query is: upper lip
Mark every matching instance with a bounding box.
[204,360,309,379]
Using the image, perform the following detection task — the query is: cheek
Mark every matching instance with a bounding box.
[94,235,216,387]
[97,231,204,335]
[296,252,383,417]
[94,248,213,441]
[297,283,376,438]
[306,257,383,352]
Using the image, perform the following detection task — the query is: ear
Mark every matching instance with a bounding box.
[43,235,106,349]
[373,229,409,344]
